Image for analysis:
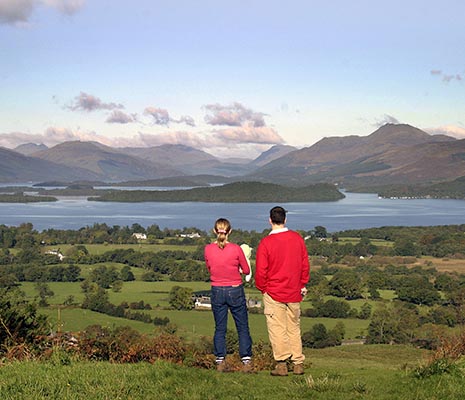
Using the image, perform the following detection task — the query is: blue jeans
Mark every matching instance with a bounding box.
[211,285,252,359]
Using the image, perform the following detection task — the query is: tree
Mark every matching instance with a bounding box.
[0,287,48,347]
[358,302,372,319]
[434,274,458,292]
[366,303,420,344]
[302,323,329,348]
[81,286,110,311]
[35,282,54,307]
[427,306,457,327]
[314,226,328,239]
[394,239,419,257]
[168,286,193,310]
[329,270,363,299]
[354,237,377,257]
[90,265,120,289]
[317,299,351,318]
[302,322,345,348]
[111,280,123,292]
[396,275,440,306]
[170,260,209,282]
[120,266,135,281]
[64,264,81,282]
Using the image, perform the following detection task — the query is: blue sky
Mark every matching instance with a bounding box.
[1,0,464,158]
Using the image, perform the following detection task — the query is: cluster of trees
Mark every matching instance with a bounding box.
[81,283,170,326]
[302,322,346,349]
[0,223,206,248]
[4,222,465,261]
[335,224,465,258]
[89,182,345,203]
[312,263,465,311]
[374,176,465,200]
[304,299,372,320]
[0,193,57,203]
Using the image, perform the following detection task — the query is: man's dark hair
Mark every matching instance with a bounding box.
[270,206,286,225]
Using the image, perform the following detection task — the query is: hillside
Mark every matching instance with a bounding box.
[250,124,460,186]
[32,141,180,181]
[361,176,465,199]
[0,147,97,182]
[121,144,253,176]
[14,142,48,155]
[2,123,464,188]
[249,144,297,167]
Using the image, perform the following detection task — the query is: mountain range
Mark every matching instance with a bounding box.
[2,123,465,188]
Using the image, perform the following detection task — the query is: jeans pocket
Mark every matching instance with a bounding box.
[229,286,245,307]
[211,288,222,306]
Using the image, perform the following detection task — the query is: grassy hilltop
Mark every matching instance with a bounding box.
[1,345,464,400]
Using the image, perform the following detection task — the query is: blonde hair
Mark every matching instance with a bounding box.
[214,218,231,249]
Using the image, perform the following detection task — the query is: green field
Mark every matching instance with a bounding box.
[336,237,394,247]
[20,277,371,342]
[42,243,199,255]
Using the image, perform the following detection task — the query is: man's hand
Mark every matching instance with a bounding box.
[300,287,308,297]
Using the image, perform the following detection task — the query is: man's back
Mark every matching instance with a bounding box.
[255,230,310,303]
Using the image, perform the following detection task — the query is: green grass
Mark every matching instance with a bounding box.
[43,243,198,255]
[336,237,394,247]
[1,346,464,400]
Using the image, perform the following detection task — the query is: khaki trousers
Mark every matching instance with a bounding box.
[263,292,305,364]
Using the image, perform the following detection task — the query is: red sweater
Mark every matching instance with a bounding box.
[204,242,250,286]
[255,229,310,303]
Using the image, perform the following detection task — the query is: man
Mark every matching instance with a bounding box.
[255,206,310,376]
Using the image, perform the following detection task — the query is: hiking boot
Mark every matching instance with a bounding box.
[293,363,304,375]
[216,361,227,372]
[270,362,288,376]
[242,362,254,374]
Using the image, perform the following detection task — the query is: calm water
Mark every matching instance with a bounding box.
[1,191,465,232]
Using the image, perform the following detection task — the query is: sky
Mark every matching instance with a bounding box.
[1,0,465,159]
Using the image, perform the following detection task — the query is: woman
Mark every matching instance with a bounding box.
[204,218,253,373]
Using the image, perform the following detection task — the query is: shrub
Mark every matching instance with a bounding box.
[413,358,459,379]
[0,287,48,353]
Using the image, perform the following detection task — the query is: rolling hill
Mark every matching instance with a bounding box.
[249,124,460,186]
[2,123,464,188]
[32,141,180,182]
[0,147,97,182]
[121,144,254,176]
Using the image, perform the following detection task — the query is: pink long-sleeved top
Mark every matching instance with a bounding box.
[204,242,250,286]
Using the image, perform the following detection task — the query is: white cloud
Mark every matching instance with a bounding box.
[67,92,124,112]
[0,0,85,25]
[212,124,284,145]
[106,110,136,124]
[0,127,132,149]
[143,107,170,126]
[173,115,196,127]
[373,114,400,127]
[425,125,465,139]
[1,118,282,159]
[0,0,34,25]
[0,131,48,148]
[42,0,85,15]
[143,107,195,127]
[431,69,463,83]
[204,102,266,127]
